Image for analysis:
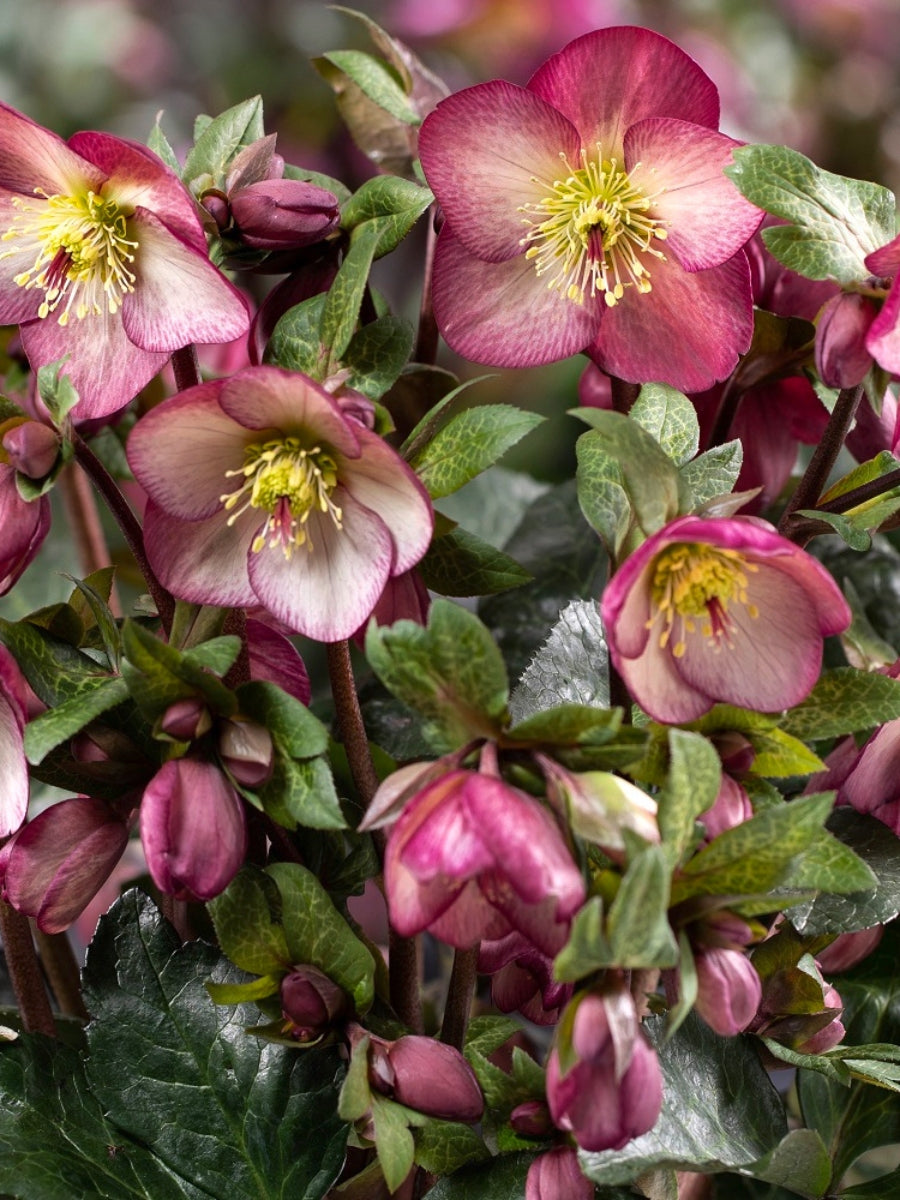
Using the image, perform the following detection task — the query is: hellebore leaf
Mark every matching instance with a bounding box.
[606,844,679,968]
[366,598,509,751]
[0,616,114,707]
[343,313,415,400]
[741,1128,832,1198]
[413,1119,490,1175]
[508,598,610,724]
[658,728,722,868]
[630,383,700,467]
[266,293,330,379]
[23,675,129,765]
[408,404,545,500]
[121,619,237,723]
[182,96,265,191]
[207,866,291,977]
[81,891,347,1199]
[315,50,420,126]
[419,523,532,597]
[679,440,744,511]
[726,144,896,284]
[781,668,900,741]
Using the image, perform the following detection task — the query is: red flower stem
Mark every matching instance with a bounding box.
[0,902,56,1036]
[609,375,640,414]
[440,945,479,1051]
[32,929,89,1021]
[778,384,863,544]
[171,344,202,392]
[707,373,742,449]
[326,639,423,1033]
[58,461,123,616]
[72,433,175,632]
[414,206,440,367]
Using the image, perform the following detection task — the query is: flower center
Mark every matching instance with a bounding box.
[649,543,759,658]
[0,188,137,325]
[518,147,667,307]
[220,436,343,558]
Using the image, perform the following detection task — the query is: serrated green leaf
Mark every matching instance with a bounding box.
[505,703,621,747]
[147,114,182,175]
[746,727,825,777]
[782,668,900,740]
[343,313,414,400]
[508,599,609,724]
[419,523,532,597]
[371,1095,416,1193]
[207,867,291,976]
[659,729,721,868]
[786,828,879,896]
[266,862,375,1012]
[320,222,381,367]
[726,144,895,284]
[23,675,129,764]
[182,97,264,189]
[797,508,873,551]
[554,896,614,982]
[64,570,121,666]
[260,751,346,830]
[573,436,631,556]
[340,175,432,255]
[630,384,699,466]
[0,616,113,706]
[413,1120,490,1175]
[606,844,679,968]
[744,1128,832,1198]
[265,293,329,377]
[236,678,328,758]
[679,440,743,509]
[82,891,347,1199]
[464,1015,523,1062]
[122,619,237,721]
[410,405,544,499]
[365,598,508,751]
[181,635,242,678]
[316,50,419,125]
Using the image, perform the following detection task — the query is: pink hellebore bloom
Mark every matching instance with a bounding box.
[374,769,585,956]
[546,989,663,1152]
[0,795,130,933]
[0,644,29,836]
[479,931,573,1025]
[140,757,247,902]
[601,515,851,723]
[526,1146,594,1200]
[364,1028,484,1122]
[693,946,762,1036]
[127,365,433,642]
[0,420,54,594]
[418,26,762,391]
[0,103,249,419]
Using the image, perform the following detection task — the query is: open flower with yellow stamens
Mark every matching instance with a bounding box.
[418,26,763,391]
[126,365,434,642]
[601,515,851,723]
[0,103,249,419]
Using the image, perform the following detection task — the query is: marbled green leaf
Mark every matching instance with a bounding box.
[782,668,900,741]
[182,96,264,189]
[508,599,609,724]
[410,405,545,500]
[23,675,129,765]
[630,383,699,466]
[679,440,743,509]
[207,867,291,977]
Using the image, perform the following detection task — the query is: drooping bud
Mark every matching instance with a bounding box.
[367,1032,484,1123]
[540,756,659,854]
[280,965,347,1042]
[526,1146,594,1200]
[815,292,877,388]
[218,718,274,788]
[700,773,753,840]
[816,925,883,974]
[509,1099,554,1139]
[693,947,762,1036]
[1,419,59,479]
[230,179,340,250]
[159,696,212,742]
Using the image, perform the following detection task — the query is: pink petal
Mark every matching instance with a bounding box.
[19,306,169,421]
[838,722,900,817]
[614,621,714,724]
[126,380,248,519]
[68,131,206,250]
[143,502,258,608]
[218,365,362,458]
[527,27,720,154]
[865,276,900,376]
[427,882,512,947]
[0,102,104,196]
[0,192,52,324]
[0,470,50,595]
[247,492,394,641]
[0,695,27,837]
[341,427,433,574]
[590,251,753,392]
[625,119,762,270]
[419,81,581,262]
[121,208,249,351]
[245,617,311,706]
[865,230,900,278]
[432,227,601,366]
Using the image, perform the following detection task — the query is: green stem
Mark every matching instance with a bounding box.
[0,902,56,1036]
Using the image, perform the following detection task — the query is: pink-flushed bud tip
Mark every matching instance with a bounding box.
[159,696,212,742]
[1,419,59,479]
[526,1146,594,1200]
[368,1032,484,1123]
[218,718,274,788]
[693,947,762,1036]
[280,965,347,1041]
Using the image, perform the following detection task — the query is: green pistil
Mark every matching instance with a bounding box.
[221,436,343,558]
[0,188,137,324]
[518,146,667,307]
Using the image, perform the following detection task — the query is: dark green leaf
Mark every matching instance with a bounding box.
[265,293,329,378]
[207,867,291,976]
[259,752,346,831]
[414,1120,490,1176]
[0,616,113,707]
[419,523,532,597]
[744,1128,832,1198]
[182,97,264,189]
[236,678,328,759]
[424,1151,535,1200]
[508,599,609,724]
[409,405,544,500]
[23,676,129,765]
[606,844,679,968]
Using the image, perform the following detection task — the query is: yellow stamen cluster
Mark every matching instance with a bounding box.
[220,436,343,558]
[649,542,759,658]
[0,188,137,325]
[519,146,667,307]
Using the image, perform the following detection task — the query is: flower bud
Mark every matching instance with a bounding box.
[509,1099,554,1139]
[201,191,231,232]
[815,292,877,388]
[816,926,883,974]
[540,756,659,853]
[526,1146,594,1200]
[230,179,340,250]
[694,947,762,1036]
[796,981,845,1054]
[280,966,347,1041]
[159,696,212,742]
[1,420,59,479]
[368,1033,484,1123]
[218,718,274,788]
[700,773,753,840]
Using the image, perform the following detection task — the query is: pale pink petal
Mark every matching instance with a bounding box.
[427,882,512,947]
[0,695,28,837]
[143,502,257,608]
[121,208,249,351]
[218,365,361,457]
[401,790,495,879]
[245,617,311,706]
[675,564,825,712]
[615,624,714,724]
[527,27,720,154]
[590,251,753,392]
[126,381,249,518]
[68,131,206,249]
[419,82,581,261]
[341,427,433,574]
[19,307,169,420]
[0,192,53,324]
[0,102,104,195]
[625,119,762,270]
[432,227,601,366]
[865,276,900,376]
[602,555,655,661]
[247,492,393,641]
[840,722,900,817]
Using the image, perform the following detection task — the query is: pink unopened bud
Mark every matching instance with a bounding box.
[368,1033,484,1123]
[159,696,212,742]
[201,191,231,232]
[526,1146,593,1200]
[815,292,877,388]
[796,980,845,1054]
[280,965,347,1041]
[700,773,754,840]
[816,925,883,974]
[694,947,762,1036]
[218,718,274,788]
[140,758,247,901]
[230,179,340,250]
[2,420,59,479]
[509,1100,554,1139]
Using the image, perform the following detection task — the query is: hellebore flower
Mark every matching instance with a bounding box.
[693,947,762,1036]
[363,1028,484,1122]
[526,1146,594,1200]
[479,931,573,1025]
[371,768,585,956]
[601,515,851,723]
[0,644,29,836]
[140,757,247,901]
[0,102,249,419]
[546,988,663,1152]
[0,419,54,594]
[0,795,130,933]
[418,26,762,391]
[280,965,347,1042]
[127,365,433,642]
